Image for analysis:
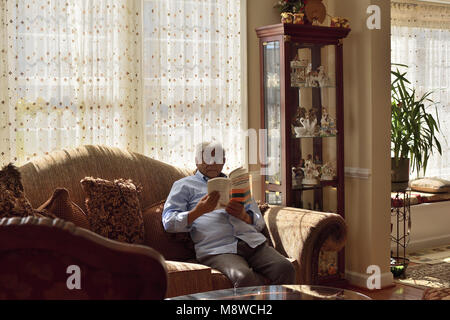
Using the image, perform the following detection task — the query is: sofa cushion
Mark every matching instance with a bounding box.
[142,200,195,261]
[0,164,55,219]
[37,188,90,230]
[410,178,450,193]
[80,177,145,244]
[165,261,212,298]
[209,257,299,291]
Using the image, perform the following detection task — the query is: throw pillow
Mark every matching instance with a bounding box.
[37,188,91,230]
[80,177,145,244]
[410,178,450,193]
[0,163,55,219]
[142,200,196,261]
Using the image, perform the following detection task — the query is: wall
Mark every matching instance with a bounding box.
[246,0,280,201]
[247,0,393,288]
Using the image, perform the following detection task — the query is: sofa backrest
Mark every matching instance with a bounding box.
[19,145,191,212]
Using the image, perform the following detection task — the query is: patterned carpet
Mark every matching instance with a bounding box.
[396,262,450,289]
[394,245,450,289]
[407,245,450,264]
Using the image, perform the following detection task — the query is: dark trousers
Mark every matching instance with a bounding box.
[198,240,296,288]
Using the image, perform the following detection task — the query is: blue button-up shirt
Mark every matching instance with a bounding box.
[162,170,267,260]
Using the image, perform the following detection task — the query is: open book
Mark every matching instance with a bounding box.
[207,167,252,209]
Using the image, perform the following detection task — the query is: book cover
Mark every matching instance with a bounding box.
[207,167,252,209]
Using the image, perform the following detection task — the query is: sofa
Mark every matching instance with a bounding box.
[1,145,347,298]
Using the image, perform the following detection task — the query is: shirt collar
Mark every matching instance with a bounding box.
[195,170,227,182]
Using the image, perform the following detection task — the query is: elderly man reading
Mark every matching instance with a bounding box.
[162,142,295,288]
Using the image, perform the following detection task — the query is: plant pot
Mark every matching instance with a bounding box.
[391,158,409,192]
[390,256,410,278]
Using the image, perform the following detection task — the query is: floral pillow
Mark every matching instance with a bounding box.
[80,177,145,244]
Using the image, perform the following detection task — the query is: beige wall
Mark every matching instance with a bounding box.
[246,0,279,201]
[247,0,393,288]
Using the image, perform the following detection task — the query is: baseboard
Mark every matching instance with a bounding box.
[405,235,450,253]
[345,270,394,290]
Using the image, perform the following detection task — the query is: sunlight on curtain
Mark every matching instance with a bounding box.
[0,0,142,165]
[391,1,450,179]
[142,0,244,172]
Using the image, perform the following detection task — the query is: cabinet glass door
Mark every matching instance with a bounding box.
[263,41,282,201]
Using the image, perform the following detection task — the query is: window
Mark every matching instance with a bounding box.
[391,0,450,178]
[1,0,246,172]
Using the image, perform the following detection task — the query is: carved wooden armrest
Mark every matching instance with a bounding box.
[0,217,167,300]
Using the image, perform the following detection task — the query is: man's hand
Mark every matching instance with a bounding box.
[225,200,252,224]
[188,191,220,224]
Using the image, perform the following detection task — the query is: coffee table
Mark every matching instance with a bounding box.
[167,285,372,300]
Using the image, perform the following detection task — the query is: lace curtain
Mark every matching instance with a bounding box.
[391,0,450,179]
[0,0,142,164]
[142,0,245,172]
[0,0,245,172]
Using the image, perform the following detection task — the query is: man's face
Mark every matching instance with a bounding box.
[196,149,225,179]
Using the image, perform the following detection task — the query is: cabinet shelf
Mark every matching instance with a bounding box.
[291,84,336,89]
[292,179,338,191]
[292,134,337,139]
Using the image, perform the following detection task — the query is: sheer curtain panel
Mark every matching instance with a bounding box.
[0,0,245,172]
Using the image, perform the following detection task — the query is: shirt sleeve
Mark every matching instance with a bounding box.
[245,198,266,232]
[162,180,192,233]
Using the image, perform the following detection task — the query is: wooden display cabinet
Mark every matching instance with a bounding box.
[256,23,350,284]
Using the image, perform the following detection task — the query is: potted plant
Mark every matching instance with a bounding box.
[391,63,442,191]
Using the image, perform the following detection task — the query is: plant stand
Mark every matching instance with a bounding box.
[390,189,411,278]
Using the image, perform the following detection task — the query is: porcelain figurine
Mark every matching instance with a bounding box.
[281,12,293,24]
[293,13,305,24]
[321,162,336,181]
[317,66,330,87]
[299,113,317,136]
[302,158,320,185]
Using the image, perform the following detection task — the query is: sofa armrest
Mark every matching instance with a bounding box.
[0,217,167,300]
[263,206,347,284]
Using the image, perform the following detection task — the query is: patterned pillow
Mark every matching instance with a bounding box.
[0,163,55,219]
[80,177,145,244]
[38,188,91,230]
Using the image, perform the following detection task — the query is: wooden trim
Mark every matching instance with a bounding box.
[256,24,351,44]
[281,37,289,206]
[335,43,346,280]
[259,37,266,201]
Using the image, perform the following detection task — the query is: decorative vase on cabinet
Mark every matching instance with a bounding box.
[256,23,350,285]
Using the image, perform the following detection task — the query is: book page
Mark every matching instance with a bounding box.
[207,177,230,209]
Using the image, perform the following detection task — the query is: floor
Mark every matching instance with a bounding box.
[342,261,425,300]
[346,283,425,300]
